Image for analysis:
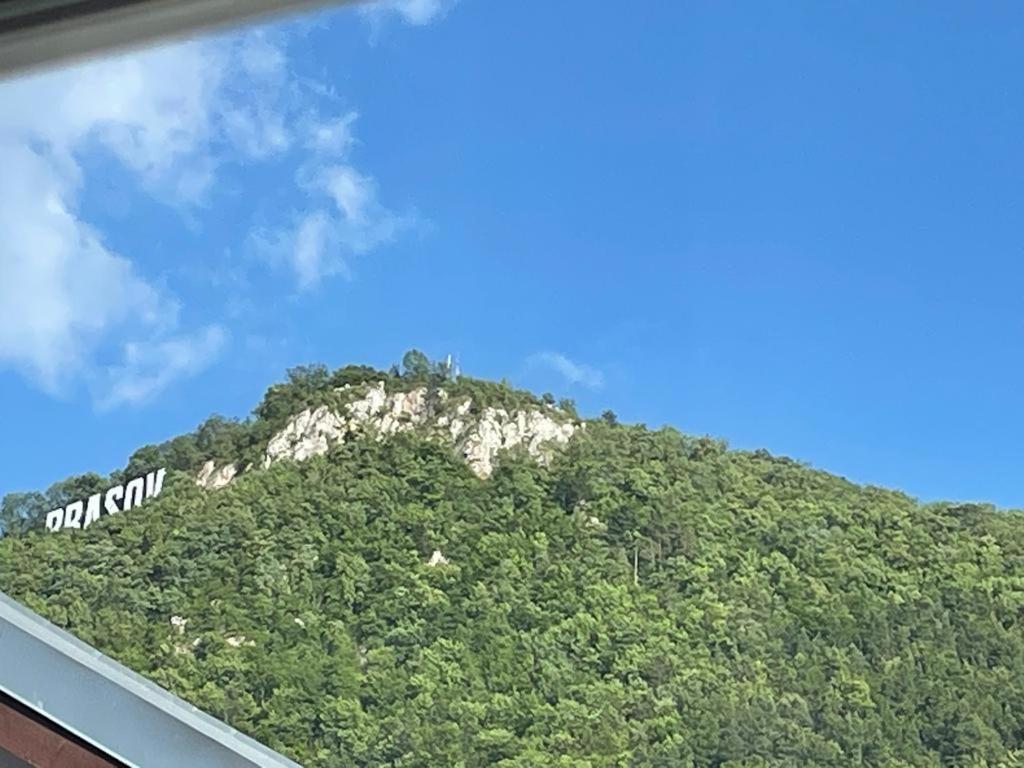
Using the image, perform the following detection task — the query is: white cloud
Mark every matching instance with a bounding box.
[217,33,295,160]
[530,352,605,389]
[1,40,227,202]
[256,142,415,289]
[362,0,460,26]
[0,27,312,206]
[292,210,336,287]
[305,112,359,155]
[0,17,429,405]
[323,164,375,222]
[293,163,412,287]
[0,140,172,393]
[96,326,228,410]
[0,33,298,404]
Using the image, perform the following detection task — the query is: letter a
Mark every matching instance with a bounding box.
[83,494,102,528]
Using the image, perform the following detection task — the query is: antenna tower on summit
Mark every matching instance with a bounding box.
[444,353,461,380]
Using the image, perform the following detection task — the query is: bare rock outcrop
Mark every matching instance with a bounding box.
[427,549,450,567]
[459,407,577,478]
[262,383,578,479]
[260,386,443,470]
[263,405,347,468]
[196,460,238,490]
[344,382,437,436]
[196,381,580,488]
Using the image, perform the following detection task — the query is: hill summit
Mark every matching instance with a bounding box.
[203,377,579,489]
[2,351,1024,767]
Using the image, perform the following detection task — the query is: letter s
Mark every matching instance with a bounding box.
[105,485,124,515]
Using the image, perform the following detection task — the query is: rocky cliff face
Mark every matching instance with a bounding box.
[457,406,577,478]
[196,460,238,490]
[198,381,580,488]
[264,406,347,467]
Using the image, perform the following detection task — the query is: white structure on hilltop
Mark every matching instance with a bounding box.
[443,353,461,380]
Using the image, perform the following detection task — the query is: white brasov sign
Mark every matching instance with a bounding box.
[45,468,166,534]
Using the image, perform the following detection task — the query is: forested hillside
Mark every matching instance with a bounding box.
[3,354,1024,766]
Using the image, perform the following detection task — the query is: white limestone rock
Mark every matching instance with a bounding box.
[196,460,215,486]
[343,384,436,438]
[259,382,578,480]
[196,460,239,490]
[439,398,472,441]
[378,387,431,435]
[458,406,576,478]
[263,405,347,468]
[345,381,389,423]
[428,549,450,567]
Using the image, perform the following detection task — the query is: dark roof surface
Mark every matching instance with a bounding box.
[0,0,351,77]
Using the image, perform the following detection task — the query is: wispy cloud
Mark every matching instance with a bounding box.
[529,352,605,389]
[253,121,417,289]
[0,141,170,393]
[0,34,293,405]
[0,19,422,405]
[305,112,359,155]
[361,0,460,27]
[0,41,229,400]
[95,326,228,410]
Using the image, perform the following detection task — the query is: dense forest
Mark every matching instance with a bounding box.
[3,352,1024,766]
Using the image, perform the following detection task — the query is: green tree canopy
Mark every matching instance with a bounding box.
[2,365,1023,766]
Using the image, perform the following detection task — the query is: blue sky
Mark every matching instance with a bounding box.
[2,1,1024,507]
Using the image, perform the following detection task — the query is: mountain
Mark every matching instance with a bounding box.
[2,352,1024,767]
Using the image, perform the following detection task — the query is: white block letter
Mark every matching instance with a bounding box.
[145,468,166,499]
[105,485,124,515]
[83,494,102,528]
[64,501,84,529]
[45,508,64,532]
[123,477,145,511]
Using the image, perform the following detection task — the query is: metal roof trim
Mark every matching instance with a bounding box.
[0,0,353,78]
[0,590,301,768]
